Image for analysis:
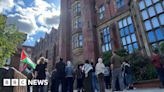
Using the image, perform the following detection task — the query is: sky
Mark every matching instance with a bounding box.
[0,0,60,46]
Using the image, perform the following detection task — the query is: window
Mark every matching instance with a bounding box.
[141,10,149,20]
[73,2,81,15]
[144,20,152,31]
[72,34,83,49]
[118,16,138,53]
[138,0,164,48]
[159,14,164,25]
[139,1,145,10]
[155,3,163,14]
[148,31,156,42]
[148,7,156,17]
[156,28,164,41]
[101,27,112,52]
[151,17,159,28]
[116,0,124,9]
[73,17,82,28]
[153,0,159,3]
[99,5,105,20]
[145,0,152,7]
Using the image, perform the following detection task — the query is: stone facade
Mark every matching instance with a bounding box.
[59,0,164,65]
[32,28,58,72]
[31,0,164,70]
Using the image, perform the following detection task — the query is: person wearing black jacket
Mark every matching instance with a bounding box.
[55,58,66,92]
[122,60,133,90]
[34,57,47,92]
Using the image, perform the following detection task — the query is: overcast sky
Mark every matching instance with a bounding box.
[0,0,60,46]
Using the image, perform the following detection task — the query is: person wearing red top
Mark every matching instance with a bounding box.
[151,49,164,88]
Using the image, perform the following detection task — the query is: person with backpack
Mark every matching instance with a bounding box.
[122,60,133,90]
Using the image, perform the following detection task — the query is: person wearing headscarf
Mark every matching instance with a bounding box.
[95,58,105,92]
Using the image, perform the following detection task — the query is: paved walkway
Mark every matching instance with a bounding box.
[111,88,164,92]
[74,88,164,92]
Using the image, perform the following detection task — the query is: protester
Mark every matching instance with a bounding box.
[110,51,124,92]
[51,68,58,92]
[44,70,50,92]
[95,58,105,92]
[35,57,47,92]
[151,49,164,88]
[91,62,99,92]
[65,61,74,92]
[104,64,110,89]
[122,60,133,90]
[76,64,84,92]
[55,58,66,92]
[82,60,94,92]
[0,64,14,92]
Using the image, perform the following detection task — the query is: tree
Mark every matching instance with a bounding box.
[0,14,25,67]
[160,42,164,54]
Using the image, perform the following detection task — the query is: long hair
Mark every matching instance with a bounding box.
[37,57,46,65]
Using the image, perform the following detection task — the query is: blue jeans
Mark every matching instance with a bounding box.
[111,68,124,91]
[124,74,132,87]
[92,72,99,92]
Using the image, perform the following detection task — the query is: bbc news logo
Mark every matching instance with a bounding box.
[3,79,48,86]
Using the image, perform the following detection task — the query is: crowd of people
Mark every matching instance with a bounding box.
[30,50,164,92]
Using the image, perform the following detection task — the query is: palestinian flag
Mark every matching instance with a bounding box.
[20,50,36,69]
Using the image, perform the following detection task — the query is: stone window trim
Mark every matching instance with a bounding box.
[100,26,112,52]
[72,16,82,29]
[72,1,81,17]
[98,4,105,20]
[116,0,125,9]
[118,16,139,53]
[72,33,83,49]
[138,0,164,48]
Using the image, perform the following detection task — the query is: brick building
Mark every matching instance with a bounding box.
[59,0,164,65]
[32,28,59,72]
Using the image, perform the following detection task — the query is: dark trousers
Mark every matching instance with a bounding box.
[51,79,58,92]
[77,78,83,90]
[36,85,44,92]
[83,71,94,92]
[66,77,74,92]
[98,73,105,92]
[157,68,164,86]
[56,77,66,92]
[104,76,110,89]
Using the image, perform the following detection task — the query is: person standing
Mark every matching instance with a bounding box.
[110,51,124,92]
[104,65,110,89]
[76,64,84,92]
[82,60,94,92]
[51,68,58,92]
[151,49,164,88]
[95,58,105,92]
[65,61,74,92]
[55,58,66,92]
[122,60,133,90]
[35,57,47,92]
[91,62,99,92]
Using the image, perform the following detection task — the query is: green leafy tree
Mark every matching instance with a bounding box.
[102,51,112,66]
[160,42,164,54]
[0,15,25,67]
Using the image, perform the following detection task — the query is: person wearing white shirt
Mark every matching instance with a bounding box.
[95,58,105,92]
